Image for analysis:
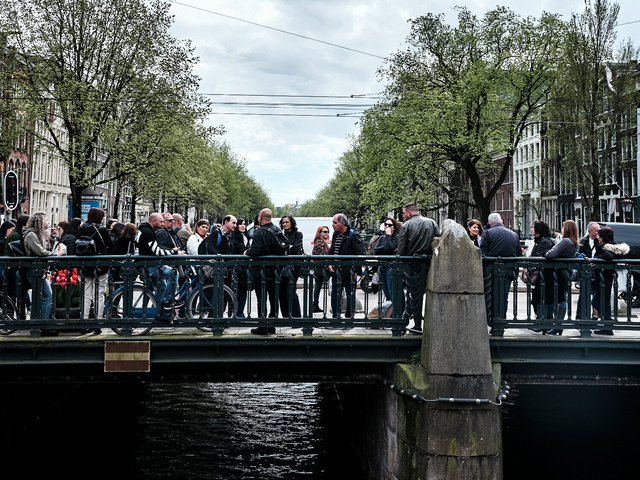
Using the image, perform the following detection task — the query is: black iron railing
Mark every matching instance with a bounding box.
[1,253,637,338]
[0,254,420,337]
[484,256,640,337]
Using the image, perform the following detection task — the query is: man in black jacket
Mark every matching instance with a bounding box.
[136,212,184,322]
[329,213,365,319]
[480,212,520,333]
[245,208,288,333]
[398,203,439,333]
[199,215,236,255]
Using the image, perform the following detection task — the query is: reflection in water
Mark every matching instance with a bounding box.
[0,382,363,480]
[4,380,639,478]
[137,383,324,479]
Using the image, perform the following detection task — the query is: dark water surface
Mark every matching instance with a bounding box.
[502,384,640,480]
[1,381,638,479]
[0,382,363,480]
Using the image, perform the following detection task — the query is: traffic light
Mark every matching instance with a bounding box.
[4,171,19,211]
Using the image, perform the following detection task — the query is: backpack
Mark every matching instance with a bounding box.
[8,239,25,257]
[76,225,104,256]
[265,225,290,255]
[198,230,222,255]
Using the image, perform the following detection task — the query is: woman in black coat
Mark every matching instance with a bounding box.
[591,227,630,334]
[230,218,251,318]
[279,215,303,317]
[528,221,555,331]
[60,217,83,255]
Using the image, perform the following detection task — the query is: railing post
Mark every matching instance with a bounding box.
[28,260,46,336]
[390,256,405,337]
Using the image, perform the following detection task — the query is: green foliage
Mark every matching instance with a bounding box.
[0,0,211,216]
[0,0,274,218]
[547,0,630,222]
[303,7,564,225]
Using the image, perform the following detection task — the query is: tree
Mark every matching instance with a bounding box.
[357,7,564,223]
[0,33,30,171]
[0,0,207,217]
[548,0,623,222]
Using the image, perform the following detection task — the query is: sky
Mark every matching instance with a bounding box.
[168,0,640,208]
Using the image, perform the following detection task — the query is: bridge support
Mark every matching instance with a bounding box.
[386,223,502,479]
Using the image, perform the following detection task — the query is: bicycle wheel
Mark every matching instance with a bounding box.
[0,292,17,336]
[108,284,155,336]
[187,284,237,332]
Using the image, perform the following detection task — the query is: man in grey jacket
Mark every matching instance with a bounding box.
[398,203,440,333]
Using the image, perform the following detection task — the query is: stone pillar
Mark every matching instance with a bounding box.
[390,222,502,479]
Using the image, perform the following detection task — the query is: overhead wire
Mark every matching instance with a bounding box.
[168,0,386,60]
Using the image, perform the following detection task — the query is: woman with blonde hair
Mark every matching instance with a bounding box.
[23,212,63,328]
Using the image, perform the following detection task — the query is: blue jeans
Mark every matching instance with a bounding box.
[147,265,177,306]
[42,278,52,320]
[379,265,393,302]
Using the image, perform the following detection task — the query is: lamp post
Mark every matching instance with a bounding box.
[622,197,633,223]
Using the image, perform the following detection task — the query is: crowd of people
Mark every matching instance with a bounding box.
[0,203,442,336]
[470,212,630,337]
[0,205,629,337]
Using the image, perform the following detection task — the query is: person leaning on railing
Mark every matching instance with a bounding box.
[230,217,251,318]
[23,213,64,333]
[542,219,580,336]
[374,217,401,303]
[136,212,184,322]
[590,227,630,335]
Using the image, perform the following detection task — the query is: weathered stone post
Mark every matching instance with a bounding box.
[390,222,501,479]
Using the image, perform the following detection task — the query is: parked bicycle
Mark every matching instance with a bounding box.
[0,291,17,336]
[105,265,237,336]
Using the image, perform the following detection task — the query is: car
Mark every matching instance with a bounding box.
[598,222,640,308]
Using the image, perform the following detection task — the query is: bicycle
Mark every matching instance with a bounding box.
[105,265,237,336]
[0,291,17,336]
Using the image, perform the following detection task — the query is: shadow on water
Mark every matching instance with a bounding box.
[503,384,640,480]
[0,382,365,480]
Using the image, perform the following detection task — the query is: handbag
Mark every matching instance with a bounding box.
[520,268,539,285]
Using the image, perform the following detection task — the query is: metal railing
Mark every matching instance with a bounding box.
[0,254,422,337]
[484,256,640,337]
[2,252,637,338]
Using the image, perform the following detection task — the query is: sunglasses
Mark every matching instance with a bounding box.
[322,230,329,233]
[385,223,393,227]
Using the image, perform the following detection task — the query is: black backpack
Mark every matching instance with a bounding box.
[7,239,25,257]
[76,225,104,256]
[198,230,222,255]
[265,225,290,255]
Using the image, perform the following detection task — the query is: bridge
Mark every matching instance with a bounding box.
[1,224,640,478]
[0,239,639,381]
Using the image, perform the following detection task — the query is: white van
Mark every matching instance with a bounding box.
[248,216,333,252]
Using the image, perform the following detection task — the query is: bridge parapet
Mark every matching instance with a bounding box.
[387,223,502,479]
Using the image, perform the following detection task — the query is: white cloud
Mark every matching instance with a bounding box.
[170,0,640,207]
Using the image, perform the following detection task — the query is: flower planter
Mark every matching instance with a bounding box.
[54,306,82,320]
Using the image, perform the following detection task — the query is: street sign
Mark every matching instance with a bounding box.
[3,170,18,211]
[104,341,150,372]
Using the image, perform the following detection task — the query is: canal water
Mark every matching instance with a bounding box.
[1,382,638,479]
